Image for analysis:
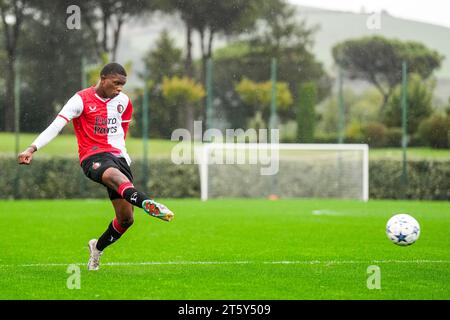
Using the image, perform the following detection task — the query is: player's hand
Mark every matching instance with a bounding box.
[18,146,36,165]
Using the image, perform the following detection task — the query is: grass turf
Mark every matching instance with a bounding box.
[0,132,178,159]
[2,132,450,160]
[0,199,449,300]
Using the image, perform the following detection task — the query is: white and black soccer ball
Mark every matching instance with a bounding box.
[386,214,420,246]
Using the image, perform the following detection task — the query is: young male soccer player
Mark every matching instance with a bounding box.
[17,62,174,271]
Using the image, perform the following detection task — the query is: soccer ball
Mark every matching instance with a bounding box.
[386,214,420,246]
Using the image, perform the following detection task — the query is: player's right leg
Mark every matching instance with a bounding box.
[88,199,134,271]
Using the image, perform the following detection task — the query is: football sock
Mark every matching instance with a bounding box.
[118,182,149,208]
[96,218,129,251]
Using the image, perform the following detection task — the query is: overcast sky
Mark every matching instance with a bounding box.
[288,0,450,28]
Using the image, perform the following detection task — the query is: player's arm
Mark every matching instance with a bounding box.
[17,116,67,165]
[17,94,83,165]
[121,99,133,139]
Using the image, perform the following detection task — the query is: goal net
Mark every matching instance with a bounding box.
[195,143,369,201]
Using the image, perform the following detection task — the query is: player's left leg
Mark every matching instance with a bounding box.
[81,153,174,222]
[102,167,174,222]
[97,199,134,250]
[88,199,134,271]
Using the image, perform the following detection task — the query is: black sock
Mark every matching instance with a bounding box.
[96,222,122,251]
[122,187,149,208]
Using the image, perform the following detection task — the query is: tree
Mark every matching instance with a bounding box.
[84,0,159,61]
[441,97,450,117]
[193,0,278,83]
[0,34,5,130]
[383,73,434,134]
[144,30,185,138]
[164,0,279,80]
[418,114,450,149]
[243,3,330,103]
[332,36,443,112]
[131,30,186,138]
[157,0,201,133]
[162,0,286,131]
[161,75,205,132]
[297,82,317,142]
[17,0,97,132]
[131,30,185,138]
[0,0,29,131]
[235,77,293,130]
[212,3,329,129]
[143,29,183,83]
[318,88,382,136]
[162,76,205,106]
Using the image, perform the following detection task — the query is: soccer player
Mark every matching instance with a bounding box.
[17,63,174,271]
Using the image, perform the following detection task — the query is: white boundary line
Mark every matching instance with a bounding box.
[1,259,449,268]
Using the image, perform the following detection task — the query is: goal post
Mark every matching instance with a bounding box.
[195,143,369,202]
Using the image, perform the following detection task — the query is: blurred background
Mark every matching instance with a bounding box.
[0,0,449,201]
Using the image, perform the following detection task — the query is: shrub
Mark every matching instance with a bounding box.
[361,122,388,148]
[385,127,403,147]
[1,156,199,200]
[418,114,450,149]
[370,160,450,200]
[280,121,298,143]
[2,156,449,201]
[313,133,339,144]
[345,122,364,142]
[297,82,317,142]
[383,73,434,134]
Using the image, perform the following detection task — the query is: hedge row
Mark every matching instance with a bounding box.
[0,156,200,200]
[0,156,448,200]
[369,160,450,200]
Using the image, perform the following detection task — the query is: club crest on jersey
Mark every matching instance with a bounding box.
[92,162,101,170]
[117,104,124,113]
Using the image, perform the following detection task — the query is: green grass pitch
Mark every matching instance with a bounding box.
[2,132,450,160]
[0,199,449,299]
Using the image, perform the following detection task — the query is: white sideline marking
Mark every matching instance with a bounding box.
[0,260,450,268]
[312,210,342,216]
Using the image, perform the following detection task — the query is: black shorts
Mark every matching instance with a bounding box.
[81,152,134,200]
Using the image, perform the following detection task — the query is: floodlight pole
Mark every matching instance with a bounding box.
[401,61,408,188]
[206,58,213,130]
[338,67,345,144]
[14,57,21,157]
[13,56,21,199]
[269,58,279,199]
[142,68,150,187]
[77,56,89,195]
[81,56,87,89]
[270,58,278,140]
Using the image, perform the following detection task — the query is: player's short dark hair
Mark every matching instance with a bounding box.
[100,63,127,77]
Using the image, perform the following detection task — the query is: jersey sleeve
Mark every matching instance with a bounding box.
[58,94,83,122]
[121,99,133,139]
[31,94,83,150]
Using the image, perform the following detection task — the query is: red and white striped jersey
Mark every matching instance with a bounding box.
[58,86,133,164]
